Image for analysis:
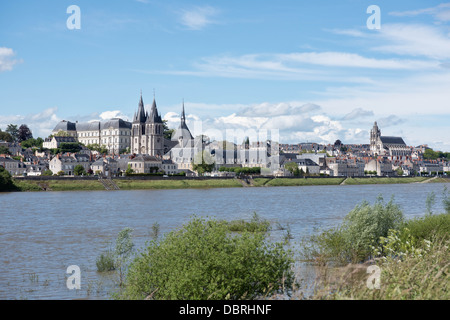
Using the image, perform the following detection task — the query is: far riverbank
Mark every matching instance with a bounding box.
[10,176,449,192]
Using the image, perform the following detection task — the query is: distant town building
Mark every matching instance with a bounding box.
[131,94,165,156]
[370,121,411,157]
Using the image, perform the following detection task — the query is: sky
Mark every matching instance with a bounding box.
[0,0,449,150]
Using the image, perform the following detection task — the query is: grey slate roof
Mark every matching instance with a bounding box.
[292,158,319,166]
[146,99,163,124]
[54,136,77,143]
[53,120,77,132]
[100,118,132,130]
[380,136,406,145]
[76,121,100,131]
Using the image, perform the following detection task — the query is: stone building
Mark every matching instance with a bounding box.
[370,122,411,157]
[131,94,165,157]
[51,118,132,154]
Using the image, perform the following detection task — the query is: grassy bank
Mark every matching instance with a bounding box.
[9,176,448,192]
[115,179,244,190]
[265,177,345,187]
[299,188,450,300]
[343,176,429,185]
[13,179,105,191]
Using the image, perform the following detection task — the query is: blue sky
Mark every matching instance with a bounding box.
[0,0,449,150]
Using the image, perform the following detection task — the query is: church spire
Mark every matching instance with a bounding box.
[134,91,147,123]
[181,99,186,124]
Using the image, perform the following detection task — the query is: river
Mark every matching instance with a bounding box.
[0,182,448,299]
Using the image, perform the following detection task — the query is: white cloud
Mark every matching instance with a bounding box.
[372,23,450,60]
[279,52,438,70]
[390,3,450,22]
[0,107,61,138]
[342,108,374,120]
[0,47,22,72]
[99,110,129,120]
[179,6,219,30]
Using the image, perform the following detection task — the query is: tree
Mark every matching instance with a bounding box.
[74,165,86,176]
[423,148,438,160]
[192,150,215,176]
[125,164,134,176]
[0,146,11,155]
[41,170,53,176]
[116,216,294,300]
[60,142,81,153]
[284,162,298,175]
[53,131,71,137]
[0,166,16,191]
[18,124,33,143]
[0,130,13,142]
[162,120,175,140]
[6,124,19,142]
[86,143,108,155]
[21,137,44,149]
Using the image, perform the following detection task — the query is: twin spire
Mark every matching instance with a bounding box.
[133,90,162,124]
[134,91,187,126]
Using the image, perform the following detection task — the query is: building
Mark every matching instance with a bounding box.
[52,120,77,137]
[370,122,411,157]
[365,158,394,176]
[43,136,78,149]
[328,160,365,177]
[49,154,91,176]
[0,157,27,176]
[131,93,165,157]
[91,157,119,177]
[128,154,163,174]
[50,119,132,154]
[166,103,205,172]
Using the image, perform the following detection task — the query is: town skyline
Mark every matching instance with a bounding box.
[1,1,449,151]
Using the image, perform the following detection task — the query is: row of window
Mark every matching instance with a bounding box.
[78,130,131,137]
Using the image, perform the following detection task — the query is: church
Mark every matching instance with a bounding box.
[370,121,411,157]
[130,93,165,156]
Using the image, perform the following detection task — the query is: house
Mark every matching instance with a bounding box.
[292,158,320,175]
[26,164,48,176]
[365,159,394,176]
[128,155,163,174]
[49,154,91,176]
[327,160,365,177]
[0,157,27,176]
[91,157,119,177]
[43,136,77,150]
[162,159,179,175]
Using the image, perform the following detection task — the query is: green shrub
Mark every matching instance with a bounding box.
[224,212,271,233]
[312,238,449,300]
[96,250,116,272]
[96,228,135,286]
[401,213,450,242]
[116,216,295,300]
[0,166,16,191]
[303,196,404,265]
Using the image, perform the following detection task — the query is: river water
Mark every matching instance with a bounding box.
[0,182,448,300]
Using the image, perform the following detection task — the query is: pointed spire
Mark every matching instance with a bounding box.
[134,91,147,123]
[181,99,186,124]
[146,95,163,124]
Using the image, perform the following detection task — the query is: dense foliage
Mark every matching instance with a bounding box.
[0,166,16,192]
[303,196,404,265]
[117,216,294,300]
